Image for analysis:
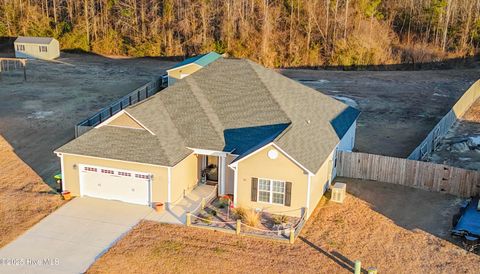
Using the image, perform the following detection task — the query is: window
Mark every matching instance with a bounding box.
[135,174,149,179]
[84,167,97,172]
[118,171,131,177]
[39,46,48,53]
[16,45,25,51]
[101,169,114,174]
[258,179,285,205]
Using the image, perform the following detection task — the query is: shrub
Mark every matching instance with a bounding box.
[272,214,289,225]
[243,210,260,227]
[233,206,247,220]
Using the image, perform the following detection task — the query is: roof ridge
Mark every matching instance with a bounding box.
[184,76,226,146]
[246,59,292,140]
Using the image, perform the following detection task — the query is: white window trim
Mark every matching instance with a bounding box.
[257,178,286,205]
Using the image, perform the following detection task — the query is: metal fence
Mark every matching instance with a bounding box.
[337,151,480,197]
[408,80,480,160]
[75,75,168,137]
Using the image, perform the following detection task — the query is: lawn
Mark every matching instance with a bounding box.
[0,135,65,247]
[88,187,480,273]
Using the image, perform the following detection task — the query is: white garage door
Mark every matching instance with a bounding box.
[79,165,151,205]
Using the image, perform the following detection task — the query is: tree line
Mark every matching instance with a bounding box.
[1,0,480,67]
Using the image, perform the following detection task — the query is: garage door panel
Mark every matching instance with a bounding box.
[80,165,151,205]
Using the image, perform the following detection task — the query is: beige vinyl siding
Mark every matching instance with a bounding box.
[225,154,236,194]
[14,40,60,60]
[62,153,168,203]
[106,113,144,129]
[170,153,199,204]
[167,63,202,85]
[236,144,308,217]
[308,149,335,217]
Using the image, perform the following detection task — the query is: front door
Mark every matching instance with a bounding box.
[206,156,218,182]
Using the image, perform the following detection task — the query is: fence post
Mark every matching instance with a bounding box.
[186,212,191,226]
[236,219,241,235]
[367,267,377,274]
[201,198,206,210]
[354,260,361,274]
[289,229,295,244]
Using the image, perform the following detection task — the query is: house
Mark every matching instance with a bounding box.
[55,57,359,219]
[166,52,221,86]
[14,36,60,60]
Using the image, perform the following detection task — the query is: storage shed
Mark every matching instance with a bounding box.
[166,52,221,86]
[14,36,60,60]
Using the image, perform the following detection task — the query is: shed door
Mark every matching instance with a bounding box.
[79,165,151,205]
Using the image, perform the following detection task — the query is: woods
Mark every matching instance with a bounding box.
[1,0,480,67]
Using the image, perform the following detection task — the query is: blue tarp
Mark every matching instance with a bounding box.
[452,197,480,238]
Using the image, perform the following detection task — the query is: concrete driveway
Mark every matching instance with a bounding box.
[0,197,152,274]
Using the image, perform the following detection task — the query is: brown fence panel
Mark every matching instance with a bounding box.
[337,151,480,197]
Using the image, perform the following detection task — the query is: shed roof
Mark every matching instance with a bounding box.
[57,57,359,173]
[170,52,222,69]
[15,36,56,45]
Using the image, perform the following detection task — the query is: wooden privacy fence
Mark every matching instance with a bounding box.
[337,151,480,197]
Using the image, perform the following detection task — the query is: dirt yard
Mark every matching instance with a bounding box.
[429,97,480,171]
[1,50,478,189]
[282,69,480,157]
[87,179,479,274]
[0,135,64,248]
[0,52,176,187]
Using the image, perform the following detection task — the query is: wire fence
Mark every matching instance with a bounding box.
[74,74,168,137]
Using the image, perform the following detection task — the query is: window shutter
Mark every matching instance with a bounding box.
[285,182,292,206]
[251,178,258,202]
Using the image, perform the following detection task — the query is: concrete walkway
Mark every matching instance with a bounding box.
[0,197,152,274]
[145,184,217,224]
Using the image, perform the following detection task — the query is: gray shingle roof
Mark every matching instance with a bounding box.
[56,126,190,166]
[15,36,55,45]
[57,58,358,172]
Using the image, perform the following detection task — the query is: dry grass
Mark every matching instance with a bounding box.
[0,135,65,247]
[88,193,480,274]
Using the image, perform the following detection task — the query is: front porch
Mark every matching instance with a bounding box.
[146,184,217,224]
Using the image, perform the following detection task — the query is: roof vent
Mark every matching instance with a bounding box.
[306,120,311,124]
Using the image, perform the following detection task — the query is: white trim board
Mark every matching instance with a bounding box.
[94,110,156,136]
[228,142,314,175]
[54,152,171,168]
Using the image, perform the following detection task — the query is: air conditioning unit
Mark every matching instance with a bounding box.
[331,182,346,203]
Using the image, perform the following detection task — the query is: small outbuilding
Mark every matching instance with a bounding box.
[14,36,60,60]
[166,52,221,86]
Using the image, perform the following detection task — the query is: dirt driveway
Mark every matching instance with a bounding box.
[0,53,175,187]
[339,177,463,239]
